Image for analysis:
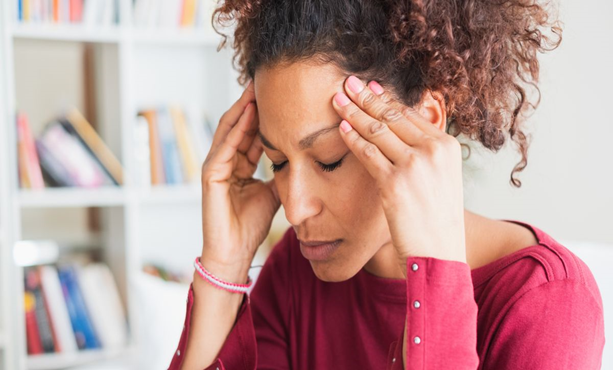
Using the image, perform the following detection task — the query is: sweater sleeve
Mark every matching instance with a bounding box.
[482,278,605,369]
[386,256,480,370]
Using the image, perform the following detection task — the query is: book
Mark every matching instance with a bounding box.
[77,263,128,348]
[39,265,79,353]
[133,0,213,30]
[38,122,114,187]
[24,268,57,353]
[57,264,101,350]
[24,291,44,355]
[64,108,124,185]
[134,115,152,187]
[16,112,45,189]
[139,109,166,185]
[137,105,215,185]
[35,138,78,187]
[156,106,184,184]
[17,0,117,26]
[170,106,199,183]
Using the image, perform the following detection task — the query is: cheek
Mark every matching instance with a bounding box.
[326,158,383,225]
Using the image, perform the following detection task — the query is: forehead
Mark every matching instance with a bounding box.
[254,62,347,146]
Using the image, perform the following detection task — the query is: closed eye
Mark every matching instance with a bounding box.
[270,155,346,173]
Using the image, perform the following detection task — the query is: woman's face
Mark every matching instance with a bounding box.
[254,62,399,282]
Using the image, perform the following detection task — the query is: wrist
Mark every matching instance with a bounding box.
[197,255,251,285]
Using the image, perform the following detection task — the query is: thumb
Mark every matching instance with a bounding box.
[266,179,280,204]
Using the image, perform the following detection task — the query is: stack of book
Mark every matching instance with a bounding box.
[23,261,128,355]
[17,108,124,188]
[132,0,214,29]
[16,0,119,26]
[135,105,214,186]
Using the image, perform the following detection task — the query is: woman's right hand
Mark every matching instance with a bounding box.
[199,80,281,281]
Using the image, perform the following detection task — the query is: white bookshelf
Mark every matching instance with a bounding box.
[0,1,290,369]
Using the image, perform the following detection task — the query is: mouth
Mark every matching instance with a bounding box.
[298,239,342,261]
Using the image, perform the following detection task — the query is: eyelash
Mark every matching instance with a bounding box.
[269,156,346,173]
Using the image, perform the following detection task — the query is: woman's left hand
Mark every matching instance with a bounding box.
[332,75,467,277]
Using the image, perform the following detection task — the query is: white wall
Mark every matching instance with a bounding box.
[463,0,613,243]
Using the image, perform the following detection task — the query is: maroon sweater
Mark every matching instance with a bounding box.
[169,220,605,369]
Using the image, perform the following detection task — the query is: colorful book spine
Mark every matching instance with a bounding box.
[24,291,44,355]
[140,110,166,185]
[39,265,78,353]
[156,106,184,184]
[64,108,124,185]
[57,264,100,350]
[25,268,57,353]
[16,112,45,189]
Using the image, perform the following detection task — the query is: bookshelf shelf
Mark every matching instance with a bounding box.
[131,28,219,47]
[18,188,127,208]
[136,184,201,205]
[10,24,123,43]
[26,347,128,370]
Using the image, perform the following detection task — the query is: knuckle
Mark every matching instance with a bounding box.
[402,106,418,119]
[425,137,446,157]
[349,132,362,146]
[347,107,360,119]
[362,143,378,159]
[361,91,376,108]
[381,108,403,123]
[368,120,387,136]
[379,91,394,104]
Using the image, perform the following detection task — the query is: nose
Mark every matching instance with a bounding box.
[281,167,322,227]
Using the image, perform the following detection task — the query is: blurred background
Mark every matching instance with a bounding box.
[0,0,610,369]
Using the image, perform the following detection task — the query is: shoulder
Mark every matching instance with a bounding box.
[475,221,604,322]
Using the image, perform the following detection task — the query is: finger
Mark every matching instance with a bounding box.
[338,119,393,180]
[343,76,427,148]
[245,134,264,169]
[210,80,256,150]
[369,81,445,139]
[333,90,412,164]
[266,179,280,205]
[212,102,257,168]
[237,103,259,155]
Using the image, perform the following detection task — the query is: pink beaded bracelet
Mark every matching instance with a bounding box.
[193,257,253,294]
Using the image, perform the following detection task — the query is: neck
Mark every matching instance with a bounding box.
[364,209,490,279]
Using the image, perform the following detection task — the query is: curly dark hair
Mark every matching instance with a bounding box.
[212,0,563,188]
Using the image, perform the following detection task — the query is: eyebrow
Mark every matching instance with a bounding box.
[258,122,340,151]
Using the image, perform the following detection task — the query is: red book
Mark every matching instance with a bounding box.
[24,291,44,355]
[17,112,45,189]
[70,0,82,22]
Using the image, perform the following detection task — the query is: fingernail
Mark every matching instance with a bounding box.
[334,92,351,107]
[340,120,353,133]
[368,81,384,95]
[347,75,364,94]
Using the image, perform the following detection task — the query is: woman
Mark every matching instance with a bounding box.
[169,0,605,369]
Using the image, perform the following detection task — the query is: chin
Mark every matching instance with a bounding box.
[309,260,362,283]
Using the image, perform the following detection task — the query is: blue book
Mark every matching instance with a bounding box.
[156,106,184,184]
[58,264,101,350]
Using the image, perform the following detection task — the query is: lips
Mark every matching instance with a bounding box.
[299,239,340,247]
[298,239,342,261]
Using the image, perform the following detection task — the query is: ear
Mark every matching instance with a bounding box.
[417,90,447,133]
